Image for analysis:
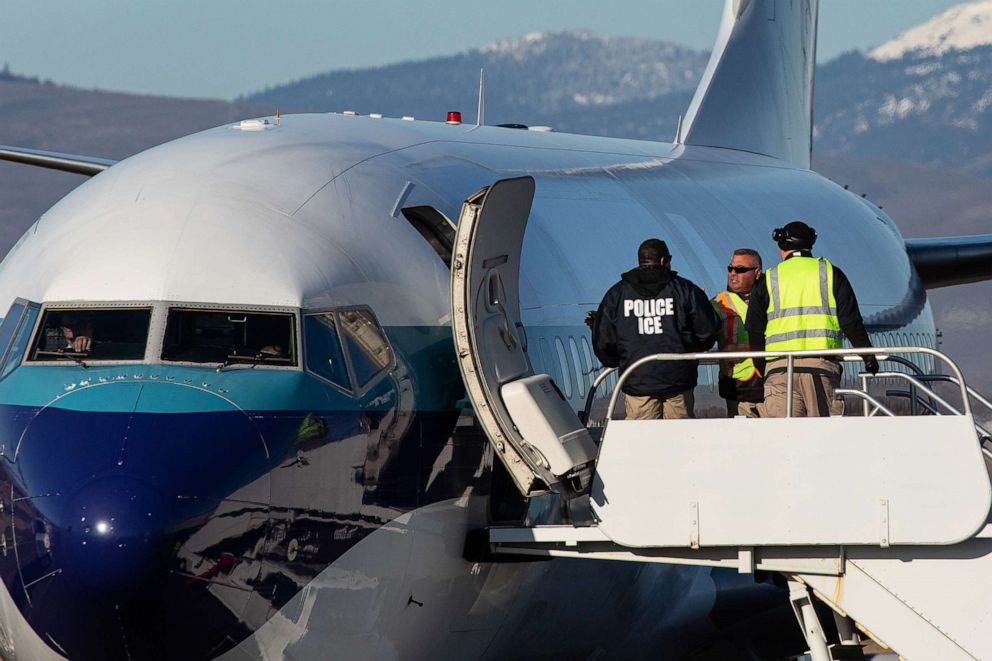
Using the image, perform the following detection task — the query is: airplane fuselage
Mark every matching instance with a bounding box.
[0,114,935,659]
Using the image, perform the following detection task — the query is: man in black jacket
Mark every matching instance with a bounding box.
[592,239,719,419]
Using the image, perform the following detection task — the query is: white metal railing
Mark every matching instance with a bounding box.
[580,367,616,424]
[861,372,992,457]
[914,374,992,421]
[597,346,971,422]
[835,387,897,417]
[862,372,963,417]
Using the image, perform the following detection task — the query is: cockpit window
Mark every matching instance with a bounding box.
[302,307,393,391]
[161,309,296,366]
[0,301,26,366]
[0,301,37,377]
[29,308,151,362]
[337,308,393,387]
[303,313,351,388]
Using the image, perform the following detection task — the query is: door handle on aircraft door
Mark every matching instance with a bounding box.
[483,269,518,352]
[496,302,518,352]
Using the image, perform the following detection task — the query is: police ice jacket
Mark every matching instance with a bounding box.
[593,266,719,397]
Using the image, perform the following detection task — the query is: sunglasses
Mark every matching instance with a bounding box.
[727,265,759,274]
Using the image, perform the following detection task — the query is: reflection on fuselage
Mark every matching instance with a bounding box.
[0,318,472,659]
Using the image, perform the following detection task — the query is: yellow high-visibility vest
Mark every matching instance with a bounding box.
[711,290,757,381]
[765,256,842,353]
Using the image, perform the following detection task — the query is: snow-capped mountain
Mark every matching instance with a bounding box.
[243,25,992,178]
[870,1,992,61]
[245,32,708,125]
[813,45,992,176]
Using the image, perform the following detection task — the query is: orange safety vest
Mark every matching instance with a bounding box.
[711,290,758,381]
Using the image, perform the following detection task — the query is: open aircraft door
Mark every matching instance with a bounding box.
[451,177,597,498]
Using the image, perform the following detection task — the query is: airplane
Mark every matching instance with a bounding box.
[0,0,990,659]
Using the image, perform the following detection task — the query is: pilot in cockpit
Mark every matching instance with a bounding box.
[259,344,284,359]
[53,313,93,353]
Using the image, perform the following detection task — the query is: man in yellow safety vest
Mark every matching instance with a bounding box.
[711,248,765,418]
[745,221,879,417]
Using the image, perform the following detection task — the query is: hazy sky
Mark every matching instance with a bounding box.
[0,0,970,100]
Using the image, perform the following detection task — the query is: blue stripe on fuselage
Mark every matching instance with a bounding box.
[0,324,461,413]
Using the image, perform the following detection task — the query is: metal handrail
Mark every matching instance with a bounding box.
[867,372,992,439]
[579,368,616,424]
[914,374,992,417]
[605,346,971,423]
[888,388,992,449]
[876,354,927,376]
[851,353,933,415]
[879,391,992,461]
[866,372,963,417]
[886,390,940,416]
[835,388,896,417]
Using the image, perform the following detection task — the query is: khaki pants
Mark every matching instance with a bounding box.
[726,400,765,418]
[763,357,844,417]
[624,390,695,420]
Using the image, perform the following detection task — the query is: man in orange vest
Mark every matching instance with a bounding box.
[711,248,765,417]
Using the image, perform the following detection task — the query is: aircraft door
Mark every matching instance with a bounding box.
[451,177,595,498]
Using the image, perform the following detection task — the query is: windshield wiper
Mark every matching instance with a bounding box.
[216,355,253,372]
[216,352,288,372]
[35,349,89,368]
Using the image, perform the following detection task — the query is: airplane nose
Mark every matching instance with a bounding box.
[5,381,273,660]
[61,475,164,593]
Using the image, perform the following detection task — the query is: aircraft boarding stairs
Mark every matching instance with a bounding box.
[480,347,992,661]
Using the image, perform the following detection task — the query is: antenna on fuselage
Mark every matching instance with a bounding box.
[476,68,485,127]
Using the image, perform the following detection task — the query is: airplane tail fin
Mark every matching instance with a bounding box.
[681,0,819,169]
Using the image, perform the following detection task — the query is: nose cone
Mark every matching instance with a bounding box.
[5,381,272,660]
[62,476,164,593]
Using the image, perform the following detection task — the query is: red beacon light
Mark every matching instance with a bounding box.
[446,111,462,125]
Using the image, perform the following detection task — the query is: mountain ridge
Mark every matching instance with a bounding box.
[245,32,709,127]
[870,0,992,61]
[244,32,992,178]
